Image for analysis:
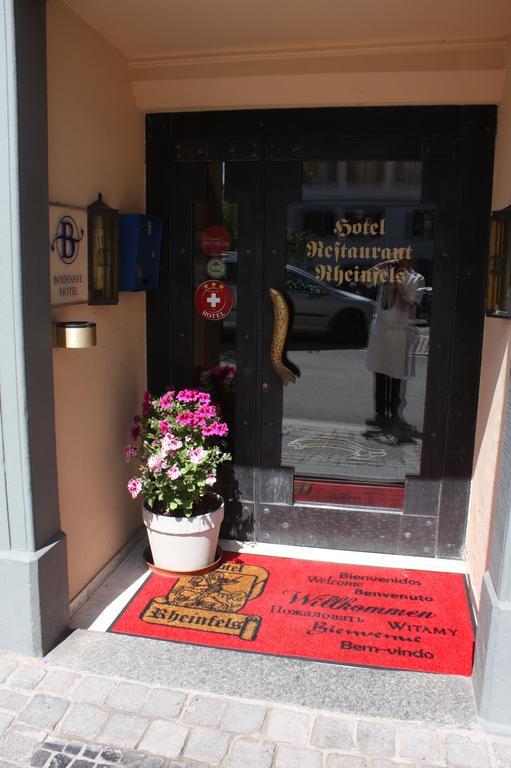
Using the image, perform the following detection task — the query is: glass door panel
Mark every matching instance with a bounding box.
[191,162,238,456]
[282,160,435,499]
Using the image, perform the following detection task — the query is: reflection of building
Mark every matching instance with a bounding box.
[303,160,423,200]
[288,160,435,286]
[2,0,511,737]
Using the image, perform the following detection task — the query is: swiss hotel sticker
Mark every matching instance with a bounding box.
[194,280,234,321]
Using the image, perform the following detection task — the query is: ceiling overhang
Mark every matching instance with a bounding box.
[60,0,511,112]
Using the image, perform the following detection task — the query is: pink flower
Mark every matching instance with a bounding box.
[130,425,140,440]
[188,447,207,464]
[205,474,216,486]
[195,404,217,419]
[176,389,201,403]
[167,465,181,480]
[176,411,194,426]
[197,392,211,405]
[160,391,174,409]
[159,419,170,435]
[127,477,142,499]
[209,365,236,378]
[162,434,183,453]
[147,455,167,473]
[202,421,229,437]
[124,444,138,462]
[142,391,152,416]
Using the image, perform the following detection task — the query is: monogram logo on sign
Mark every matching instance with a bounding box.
[51,216,84,265]
[142,561,269,641]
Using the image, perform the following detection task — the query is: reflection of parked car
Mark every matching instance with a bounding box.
[284,265,375,344]
[221,252,374,344]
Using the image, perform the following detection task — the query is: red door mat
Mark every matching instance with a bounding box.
[109,552,475,676]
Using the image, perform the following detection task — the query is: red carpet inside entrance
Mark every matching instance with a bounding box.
[109,552,474,676]
[293,480,404,509]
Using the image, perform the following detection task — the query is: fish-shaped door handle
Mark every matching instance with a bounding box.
[268,288,296,386]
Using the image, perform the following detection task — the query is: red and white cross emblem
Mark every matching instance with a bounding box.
[194,280,234,321]
[207,292,221,309]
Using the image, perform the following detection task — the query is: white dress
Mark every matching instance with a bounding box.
[366,270,425,380]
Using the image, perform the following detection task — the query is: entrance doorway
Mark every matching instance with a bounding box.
[146,106,495,558]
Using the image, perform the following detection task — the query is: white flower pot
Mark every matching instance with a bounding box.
[142,498,224,572]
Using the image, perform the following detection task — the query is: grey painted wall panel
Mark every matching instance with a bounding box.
[0,404,11,550]
[0,0,68,654]
[474,572,511,731]
[13,0,60,550]
[0,0,32,552]
[0,0,60,553]
[489,373,511,602]
[0,536,68,655]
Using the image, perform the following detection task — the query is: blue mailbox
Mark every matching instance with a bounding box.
[119,214,162,291]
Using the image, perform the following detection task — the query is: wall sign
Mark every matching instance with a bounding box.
[200,225,231,256]
[49,205,88,306]
[194,280,234,321]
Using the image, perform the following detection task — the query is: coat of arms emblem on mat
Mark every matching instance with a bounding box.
[141,561,269,640]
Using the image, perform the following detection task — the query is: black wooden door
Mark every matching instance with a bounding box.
[257,140,461,554]
[146,106,495,558]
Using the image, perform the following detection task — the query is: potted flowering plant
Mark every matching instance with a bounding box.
[125,387,231,571]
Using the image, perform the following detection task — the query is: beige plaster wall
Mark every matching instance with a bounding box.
[466,39,511,608]
[132,69,504,113]
[47,0,145,600]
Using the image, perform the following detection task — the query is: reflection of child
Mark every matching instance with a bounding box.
[366,259,425,423]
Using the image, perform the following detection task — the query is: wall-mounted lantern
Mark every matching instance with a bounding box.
[88,193,119,305]
[487,205,511,318]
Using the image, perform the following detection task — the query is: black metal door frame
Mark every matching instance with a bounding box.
[146,105,496,558]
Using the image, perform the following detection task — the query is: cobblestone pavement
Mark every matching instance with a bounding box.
[0,651,510,768]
